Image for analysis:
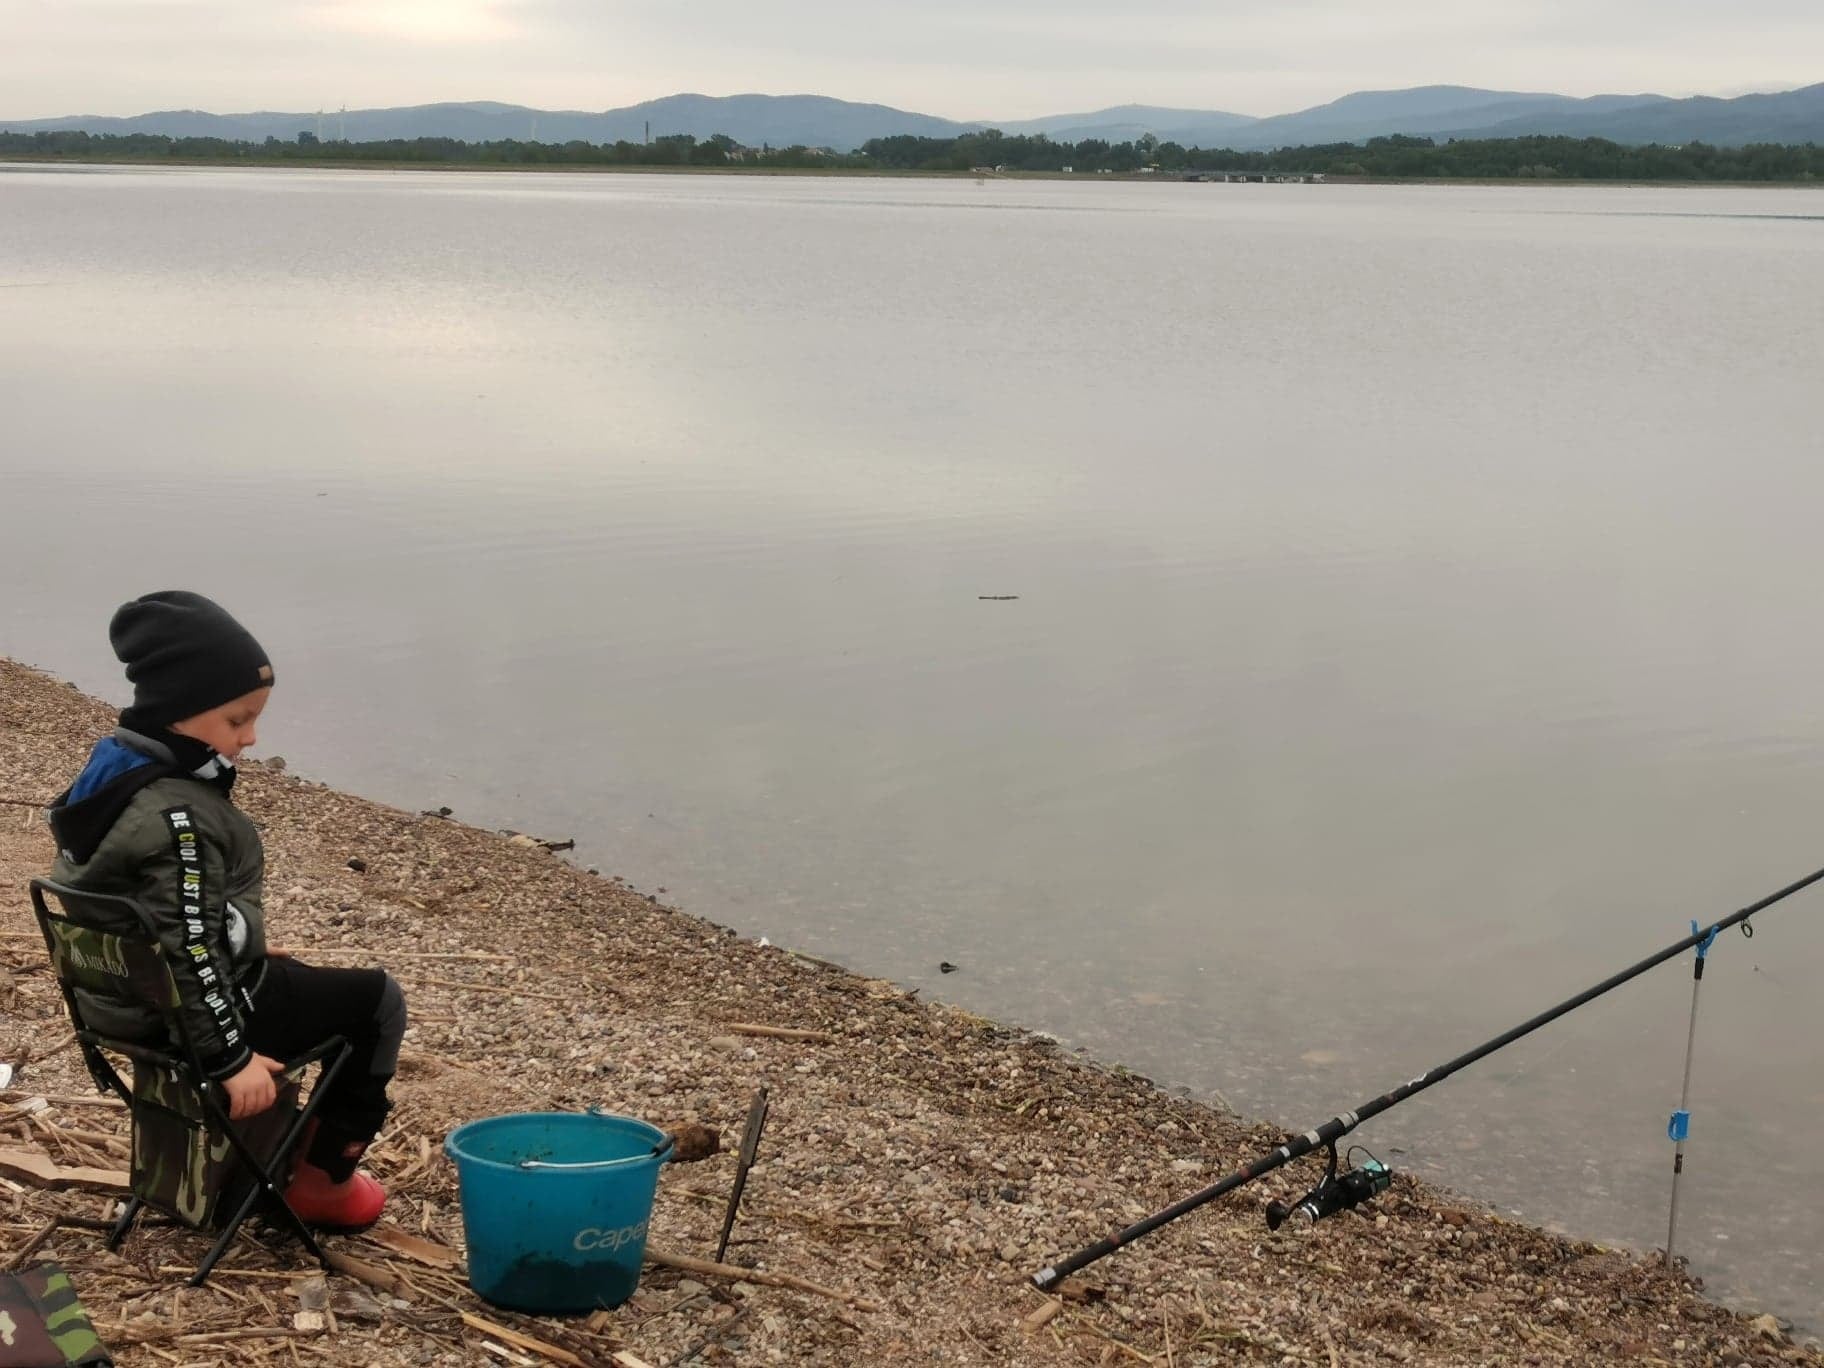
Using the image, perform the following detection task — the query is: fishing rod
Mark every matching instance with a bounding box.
[1032,861,1824,1292]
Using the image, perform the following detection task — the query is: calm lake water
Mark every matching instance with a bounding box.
[4,164,1823,1322]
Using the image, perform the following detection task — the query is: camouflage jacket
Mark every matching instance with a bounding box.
[0,1263,112,1366]
[47,728,267,1080]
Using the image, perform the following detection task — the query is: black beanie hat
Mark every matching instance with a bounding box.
[109,591,274,726]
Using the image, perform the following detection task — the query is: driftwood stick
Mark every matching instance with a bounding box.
[176,1327,308,1345]
[20,1033,77,1065]
[42,1214,114,1232]
[114,1323,306,1346]
[4,1216,60,1271]
[157,1265,315,1281]
[0,1146,131,1193]
[321,1247,415,1297]
[298,950,514,963]
[644,1249,883,1313]
[1069,1323,1156,1363]
[725,1024,835,1044]
[38,1125,128,1152]
[1020,1298,1064,1332]
[458,1312,588,1366]
[30,1117,115,1171]
[0,1092,126,1110]
[365,1226,460,1269]
[396,1046,493,1077]
[401,975,573,1004]
[477,1340,535,1366]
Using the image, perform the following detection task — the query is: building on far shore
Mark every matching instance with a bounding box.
[1184,170,1327,184]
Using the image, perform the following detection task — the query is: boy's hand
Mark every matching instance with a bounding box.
[222,1054,285,1119]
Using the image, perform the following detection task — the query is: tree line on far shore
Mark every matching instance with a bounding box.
[4,127,1822,181]
[0,129,847,169]
[862,130,1824,180]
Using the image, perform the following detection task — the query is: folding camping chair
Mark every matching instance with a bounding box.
[29,878,352,1287]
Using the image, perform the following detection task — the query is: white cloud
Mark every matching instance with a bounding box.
[307,0,521,43]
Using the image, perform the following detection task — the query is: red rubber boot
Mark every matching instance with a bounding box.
[284,1120,387,1232]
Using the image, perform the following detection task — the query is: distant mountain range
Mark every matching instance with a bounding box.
[0,94,972,151]
[6,83,1822,153]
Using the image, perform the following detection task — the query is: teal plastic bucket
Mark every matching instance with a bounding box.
[445,1110,671,1313]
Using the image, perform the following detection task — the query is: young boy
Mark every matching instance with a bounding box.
[45,590,405,1230]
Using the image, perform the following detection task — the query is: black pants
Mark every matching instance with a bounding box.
[245,957,406,1177]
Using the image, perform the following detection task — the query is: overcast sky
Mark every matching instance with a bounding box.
[7,0,1820,120]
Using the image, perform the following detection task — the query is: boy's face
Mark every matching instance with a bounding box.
[170,685,271,761]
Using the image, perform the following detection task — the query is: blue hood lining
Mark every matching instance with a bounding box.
[66,736,158,805]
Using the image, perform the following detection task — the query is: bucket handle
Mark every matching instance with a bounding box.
[516,1112,676,1168]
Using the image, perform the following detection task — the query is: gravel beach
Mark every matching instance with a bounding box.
[2,656,1816,1366]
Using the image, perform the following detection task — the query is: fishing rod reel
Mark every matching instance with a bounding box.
[1264,1143,1392,1231]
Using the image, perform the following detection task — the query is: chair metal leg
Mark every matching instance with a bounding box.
[106,1197,142,1251]
[188,1211,247,1287]
[244,1150,330,1264]
[188,1044,351,1285]
[190,1162,308,1285]
[188,1160,329,1285]
[268,1190,330,1267]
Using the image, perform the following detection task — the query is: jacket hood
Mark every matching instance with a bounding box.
[47,728,233,864]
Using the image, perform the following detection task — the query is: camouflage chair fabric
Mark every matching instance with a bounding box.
[31,879,349,1286]
[131,1058,303,1230]
[36,911,302,1229]
[37,911,176,1021]
[0,1263,113,1367]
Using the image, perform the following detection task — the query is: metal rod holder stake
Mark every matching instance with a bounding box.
[1665,920,1718,1266]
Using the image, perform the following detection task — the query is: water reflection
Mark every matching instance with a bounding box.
[3,165,1822,1321]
